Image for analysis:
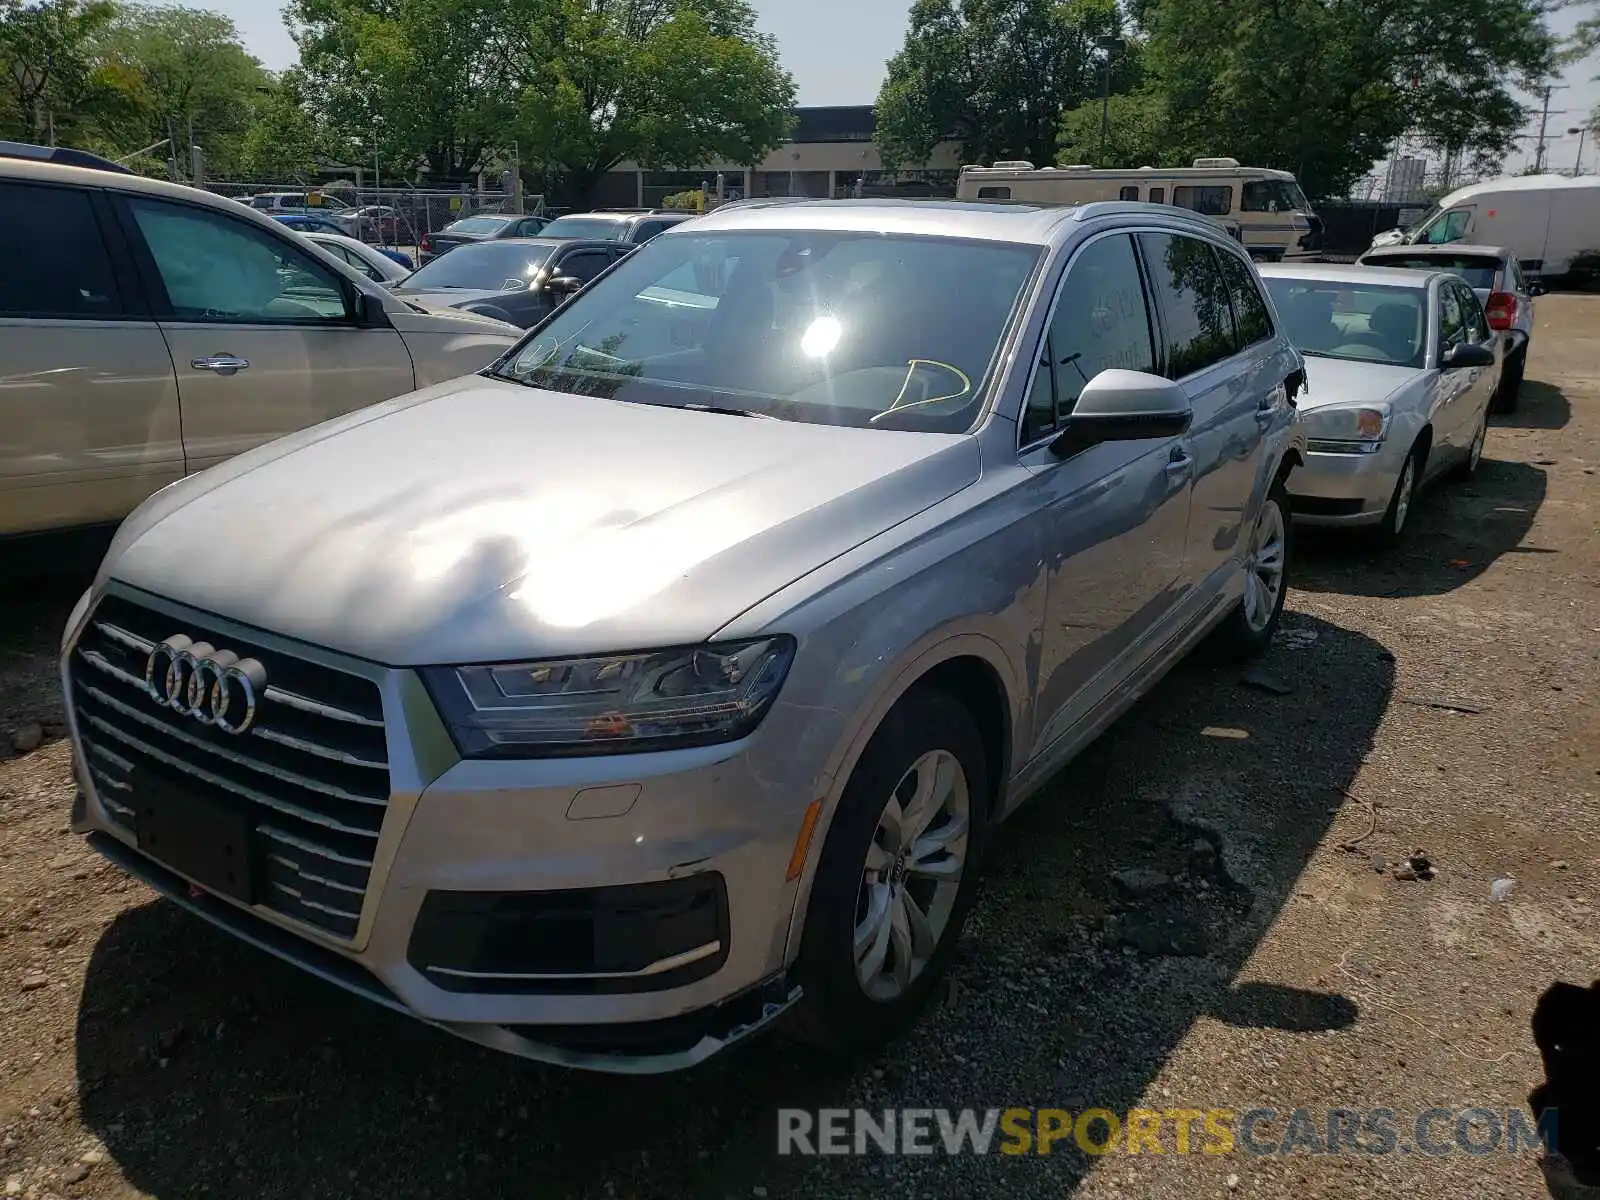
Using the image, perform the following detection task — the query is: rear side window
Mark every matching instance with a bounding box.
[1021,233,1156,445]
[1119,186,1139,200]
[1138,233,1237,377]
[1172,186,1233,217]
[1215,251,1273,348]
[976,186,1011,200]
[0,183,124,318]
[1149,187,1165,204]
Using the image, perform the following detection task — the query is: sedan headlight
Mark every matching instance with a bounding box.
[421,637,796,759]
[1305,406,1390,454]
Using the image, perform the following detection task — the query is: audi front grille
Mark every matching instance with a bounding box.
[68,592,390,942]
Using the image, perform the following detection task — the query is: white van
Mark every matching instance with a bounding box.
[1369,174,1600,280]
[956,157,1323,262]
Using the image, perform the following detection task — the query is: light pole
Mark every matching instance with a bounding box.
[1095,35,1122,164]
[1569,125,1588,176]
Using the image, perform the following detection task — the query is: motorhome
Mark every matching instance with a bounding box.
[1368,173,1600,281]
[955,158,1323,262]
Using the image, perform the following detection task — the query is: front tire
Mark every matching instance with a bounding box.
[788,689,989,1056]
[1373,441,1424,549]
[1213,475,1292,659]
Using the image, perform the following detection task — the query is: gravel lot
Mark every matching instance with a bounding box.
[2,296,1597,1200]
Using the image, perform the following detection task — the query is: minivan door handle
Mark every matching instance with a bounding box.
[190,355,250,376]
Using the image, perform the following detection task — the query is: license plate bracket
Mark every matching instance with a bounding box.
[134,772,255,904]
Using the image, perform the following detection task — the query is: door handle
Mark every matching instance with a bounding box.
[190,355,249,376]
[1165,449,1195,476]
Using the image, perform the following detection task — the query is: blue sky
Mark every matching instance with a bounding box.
[209,0,1599,173]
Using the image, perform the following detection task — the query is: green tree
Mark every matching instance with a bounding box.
[508,0,795,203]
[875,0,1123,170]
[876,0,1126,171]
[0,0,118,142]
[92,3,269,176]
[1125,0,1554,198]
[288,0,522,180]
[237,70,329,179]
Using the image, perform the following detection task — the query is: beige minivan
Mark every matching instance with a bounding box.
[0,144,522,539]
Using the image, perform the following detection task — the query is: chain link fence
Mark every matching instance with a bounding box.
[201,180,553,254]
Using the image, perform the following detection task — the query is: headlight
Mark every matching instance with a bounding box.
[1305,406,1389,454]
[420,637,796,759]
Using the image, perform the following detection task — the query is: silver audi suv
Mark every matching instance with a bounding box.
[62,198,1306,1073]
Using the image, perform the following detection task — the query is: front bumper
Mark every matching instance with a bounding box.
[63,583,817,1074]
[1285,445,1405,527]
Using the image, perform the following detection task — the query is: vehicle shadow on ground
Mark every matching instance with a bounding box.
[1294,458,1547,599]
[74,612,1391,1198]
[1496,381,1571,431]
[0,562,93,758]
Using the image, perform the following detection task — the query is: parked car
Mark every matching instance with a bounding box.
[245,191,350,217]
[62,198,1305,1074]
[271,212,347,237]
[418,212,551,263]
[0,142,521,539]
[390,237,627,326]
[300,231,414,286]
[1354,242,1535,412]
[538,208,692,245]
[1258,262,1499,544]
[334,204,404,242]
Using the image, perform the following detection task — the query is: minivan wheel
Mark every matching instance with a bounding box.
[787,688,989,1055]
[1212,476,1292,660]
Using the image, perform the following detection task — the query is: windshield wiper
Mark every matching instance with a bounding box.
[677,401,776,419]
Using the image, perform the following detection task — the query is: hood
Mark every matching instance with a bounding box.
[1298,356,1423,411]
[103,379,979,666]
[385,301,521,337]
[392,287,514,313]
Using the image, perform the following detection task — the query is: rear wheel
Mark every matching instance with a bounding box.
[1493,347,1525,413]
[1212,475,1291,659]
[788,689,988,1055]
[1450,409,1488,481]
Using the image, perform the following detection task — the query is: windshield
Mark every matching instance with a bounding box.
[541,216,628,240]
[401,241,554,290]
[492,230,1042,432]
[1370,254,1500,291]
[1242,179,1310,213]
[1401,203,1442,237]
[443,216,513,236]
[1262,278,1427,368]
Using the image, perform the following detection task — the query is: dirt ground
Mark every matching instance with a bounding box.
[1,297,1597,1200]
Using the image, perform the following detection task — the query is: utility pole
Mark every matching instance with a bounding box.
[1095,35,1121,164]
[1570,125,1589,176]
[1533,85,1569,174]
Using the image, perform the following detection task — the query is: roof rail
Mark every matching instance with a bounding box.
[0,139,134,175]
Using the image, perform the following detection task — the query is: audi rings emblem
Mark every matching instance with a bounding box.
[144,635,268,736]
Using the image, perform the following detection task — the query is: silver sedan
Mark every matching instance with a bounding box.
[1258,263,1500,544]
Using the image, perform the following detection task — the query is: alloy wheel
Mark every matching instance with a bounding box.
[1242,498,1287,633]
[853,749,971,1002]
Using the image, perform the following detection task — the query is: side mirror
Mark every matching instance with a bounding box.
[546,275,584,303]
[1527,279,1546,297]
[1440,341,1496,370]
[1049,370,1193,457]
[354,290,389,328]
